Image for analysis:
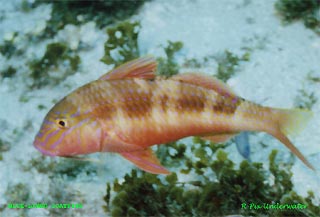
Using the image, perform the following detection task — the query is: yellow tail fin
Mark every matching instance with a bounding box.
[271,108,314,170]
[277,108,313,136]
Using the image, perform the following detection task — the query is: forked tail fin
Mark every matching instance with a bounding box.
[270,108,314,170]
[277,108,313,136]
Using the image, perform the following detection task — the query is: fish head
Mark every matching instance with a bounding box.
[33,98,102,157]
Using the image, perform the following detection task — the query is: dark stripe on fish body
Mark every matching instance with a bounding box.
[212,95,241,114]
[176,84,206,112]
[82,83,118,120]
[116,81,153,118]
[94,102,117,120]
[159,94,169,112]
[176,96,205,112]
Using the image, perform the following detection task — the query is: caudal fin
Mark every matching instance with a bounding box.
[271,108,314,170]
[277,108,313,136]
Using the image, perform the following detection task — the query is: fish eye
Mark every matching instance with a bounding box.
[56,119,68,129]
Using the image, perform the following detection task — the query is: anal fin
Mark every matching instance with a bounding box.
[120,148,170,175]
[201,133,237,143]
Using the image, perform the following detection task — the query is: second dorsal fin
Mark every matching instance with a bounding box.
[99,56,157,80]
[171,73,237,98]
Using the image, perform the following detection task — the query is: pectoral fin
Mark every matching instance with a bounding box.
[120,148,170,175]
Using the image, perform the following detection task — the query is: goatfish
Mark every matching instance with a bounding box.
[33,56,314,174]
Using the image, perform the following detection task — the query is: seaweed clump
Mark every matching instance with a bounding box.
[0,66,17,79]
[215,50,250,82]
[100,20,184,76]
[22,155,97,179]
[294,89,317,109]
[33,0,147,38]
[101,21,141,67]
[29,42,80,88]
[5,183,30,203]
[183,50,250,82]
[4,183,31,214]
[0,32,21,58]
[47,178,85,216]
[0,138,10,161]
[275,0,320,34]
[294,72,319,109]
[104,141,320,216]
[157,41,184,77]
[307,72,320,83]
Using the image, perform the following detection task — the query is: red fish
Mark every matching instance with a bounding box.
[33,56,314,174]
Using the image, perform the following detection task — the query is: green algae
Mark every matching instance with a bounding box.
[5,183,30,203]
[20,0,33,13]
[3,179,84,215]
[0,137,10,161]
[307,72,320,83]
[29,42,81,88]
[101,21,141,67]
[100,20,184,77]
[0,66,17,79]
[22,155,97,179]
[37,104,46,110]
[104,141,319,216]
[0,138,10,153]
[183,57,204,68]
[3,183,31,215]
[0,39,17,58]
[215,50,250,82]
[47,178,85,216]
[156,142,187,168]
[275,0,320,34]
[33,0,147,38]
[0,32,20,58]
[19,94,31,103]
[157,41,184,77]
[294,73,318,110]
[294,89,317,109]
[183,50,250,82]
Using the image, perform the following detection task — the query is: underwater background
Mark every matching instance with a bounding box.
[0,0,320,216]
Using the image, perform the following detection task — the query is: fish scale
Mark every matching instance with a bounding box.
[80,78,243,148]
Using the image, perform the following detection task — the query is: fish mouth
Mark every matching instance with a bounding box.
[34,142,58,157]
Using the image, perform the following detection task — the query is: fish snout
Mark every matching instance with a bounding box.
[33,138,59,156]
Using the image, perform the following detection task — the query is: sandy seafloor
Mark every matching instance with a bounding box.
[0,0,320,216]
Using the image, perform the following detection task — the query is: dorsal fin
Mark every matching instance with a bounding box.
[99,56,157,80]
[171,73,237,98]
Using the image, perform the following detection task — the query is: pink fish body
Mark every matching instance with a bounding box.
[34,57,314,174]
